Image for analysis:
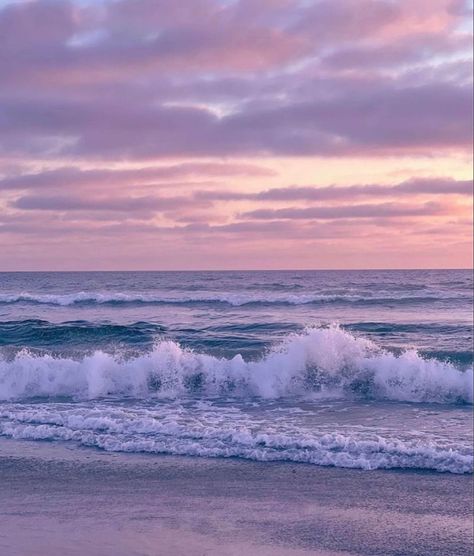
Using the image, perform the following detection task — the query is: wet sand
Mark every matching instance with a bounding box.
[0,438,472,556]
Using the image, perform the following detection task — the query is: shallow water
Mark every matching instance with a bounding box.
[0,270,472,473]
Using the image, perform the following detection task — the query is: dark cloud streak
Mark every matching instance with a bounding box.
[241,202,446,220]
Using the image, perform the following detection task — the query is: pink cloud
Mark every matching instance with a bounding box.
[0,0,471,160]
[0,163,275,191]
[0,0,472,269]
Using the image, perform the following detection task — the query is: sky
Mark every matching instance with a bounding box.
[0,0,472,270]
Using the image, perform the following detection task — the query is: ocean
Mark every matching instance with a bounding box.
[0,269,472,474]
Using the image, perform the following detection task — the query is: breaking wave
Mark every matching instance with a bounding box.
[0,291,457,307]
[0,410,470,474]
[0,326,471,403]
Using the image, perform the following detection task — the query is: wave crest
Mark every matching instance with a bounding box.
[0,326,471,403]
[0,291,454,307]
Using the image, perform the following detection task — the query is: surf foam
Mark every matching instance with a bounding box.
[0,326,471,403]
[0,291,451,307]
[1,417,470,473]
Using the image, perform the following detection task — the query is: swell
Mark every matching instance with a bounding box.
[0,291,466,307]
[0,326,471,404]
[0,319,165,348]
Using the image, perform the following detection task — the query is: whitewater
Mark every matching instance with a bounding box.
[0,270,472,474]
[1,326,471,403]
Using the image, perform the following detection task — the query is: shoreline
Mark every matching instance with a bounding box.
[0,438,472,556]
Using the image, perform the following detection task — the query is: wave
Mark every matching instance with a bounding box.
[0,411,470,474]
[0,326,471,403]
[1,319,470,367]
[0,291,462,307]
[0,319,164,348]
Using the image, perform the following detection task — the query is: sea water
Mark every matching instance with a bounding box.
[0,270,472,473]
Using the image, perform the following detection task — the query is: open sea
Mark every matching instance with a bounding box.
[0,270,472,474]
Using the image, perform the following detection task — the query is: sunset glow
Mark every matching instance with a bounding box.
[0,0,472,270]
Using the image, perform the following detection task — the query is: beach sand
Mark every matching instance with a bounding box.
[0,438,472,556]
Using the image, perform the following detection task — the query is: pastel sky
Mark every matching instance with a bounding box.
[0,0,472,270]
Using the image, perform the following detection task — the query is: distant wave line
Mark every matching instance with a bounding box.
[0,291,466,307]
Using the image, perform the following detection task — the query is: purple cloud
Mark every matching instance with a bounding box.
[241,202,445,220]
[12,194,193,213]
[0,0,471,160]
[0,163,275,191]
[0,0,471,270]
[197,178,473,202]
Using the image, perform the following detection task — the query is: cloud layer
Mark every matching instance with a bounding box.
[0,0,472,269]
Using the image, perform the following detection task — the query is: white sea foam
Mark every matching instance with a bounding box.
[0,291,446,306]
[0,291,349,306]
[0,403,471,473]
[0,326,471,403]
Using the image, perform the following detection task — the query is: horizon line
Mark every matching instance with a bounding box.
[0,268,472,273]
